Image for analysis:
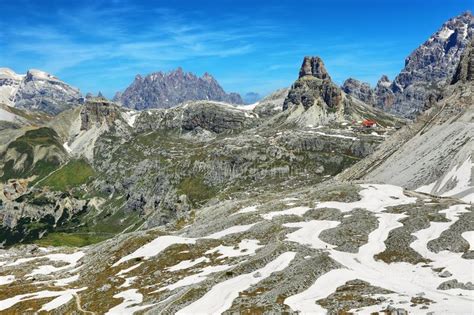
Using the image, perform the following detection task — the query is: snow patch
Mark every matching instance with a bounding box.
[203,223,257,239]
[159,265,232,292]
[0,107,17,122]
[25,252,85,276]
[0,288,85,312]
[438,27,455,40]
[105,289,154,314]
[233,205,259,215]
[113,236,196,267]
[284,193,473,314]
[0,275,15,286]
[205,239,263,258]
[315,184,416,213]
[262,206,312,220]
[121,110,139,127]
[167,257,209,272]
[176,252,296,314]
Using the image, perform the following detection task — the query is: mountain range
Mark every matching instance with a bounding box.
[113,68,244,110]
[0,11,472,315]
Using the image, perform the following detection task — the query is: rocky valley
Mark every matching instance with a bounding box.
[0,9,472,315]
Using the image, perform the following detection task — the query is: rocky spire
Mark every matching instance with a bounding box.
[298,56,331,80]
[284,56,342,111]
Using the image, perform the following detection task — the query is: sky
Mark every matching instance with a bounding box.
[0,0,472,98]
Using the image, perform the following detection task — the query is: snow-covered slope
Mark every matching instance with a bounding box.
[0,106,18,122]
[0,183,471,313]
[417,157,474,202]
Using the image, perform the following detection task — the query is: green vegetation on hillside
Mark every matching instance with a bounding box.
[1,127,64,182]
[40,159,95,190]
[177,176,217,205]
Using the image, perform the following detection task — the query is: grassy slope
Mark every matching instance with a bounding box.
[39,159,95,191]
[1,127,65,182]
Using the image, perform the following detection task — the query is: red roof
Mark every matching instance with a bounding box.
[362,119,376,127]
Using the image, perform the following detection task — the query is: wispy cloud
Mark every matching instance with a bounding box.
[2,0,456,96]
[2,3,275,77]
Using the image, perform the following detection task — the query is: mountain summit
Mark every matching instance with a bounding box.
[0,68,82,114]
[343,11,473,118]
[298,56,331,80]
[114,68,244,110]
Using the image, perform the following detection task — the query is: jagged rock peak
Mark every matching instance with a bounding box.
[342,78,375,105]
[202,72,214,82]
[377,75,391,87]
[299,56,331,80]
[115,68,243,110]
[451,39,474,84]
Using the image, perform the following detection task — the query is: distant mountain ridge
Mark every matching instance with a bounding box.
[114,68,244,110]
[343,11,473,118]
[0,68,82,115]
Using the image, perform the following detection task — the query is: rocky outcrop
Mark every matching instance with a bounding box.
[134,100,259,136]
[80,99,122,131]
[253,88,288,118]
[114,68,244,110]
[342,78,375,106]
[374,75,395,109]
[451,39,474,84]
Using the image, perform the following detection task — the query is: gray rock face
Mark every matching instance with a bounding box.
[342,78,375,105]
[134,101,258,135]
[384,11,473,118]
[374,75,395,109]
[114,68,244,110]
[80,99,122,131]
[253,88,288,118]
[344,12,473,118]
[10,69,82,115]
[451,38,474,84]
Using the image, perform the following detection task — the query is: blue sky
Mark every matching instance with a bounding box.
[0,0,472,98]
